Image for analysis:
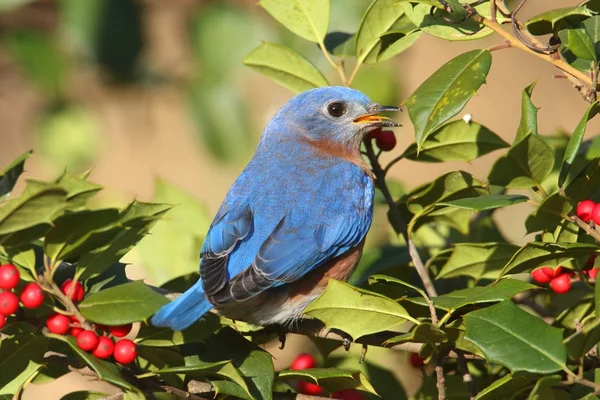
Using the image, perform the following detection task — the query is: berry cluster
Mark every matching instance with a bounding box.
[290,353,362,399]
[365,128,397,151]
[576,200,600,224]
[531,266,575,294]
[0,264,45,329]
[45,279,137,364]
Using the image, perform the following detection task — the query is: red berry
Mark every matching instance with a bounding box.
[531,268,552,284]
[290,353,317,370]
[332,389,363,400]
[19,283,45,309]
[77,330,100,351]
[108,324,132,338]
[93,336,115,359]
[589,268,600,280]
[0,264,20,290]
[60,279,85,303]
[592,204,600,225]
[0,292,19,316]
[409,352,425,368]
[46,313,70,334]
[375,130,396,151]
[553,266,564,277]
[364,127,382,141]
[0,313,5,329]
[577,200,596,222]
[69,326,84,337]
[298,381,323,396]
[550,274,572,294]
[113,339,138,364]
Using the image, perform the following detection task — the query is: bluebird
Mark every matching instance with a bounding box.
[151,86,399,331]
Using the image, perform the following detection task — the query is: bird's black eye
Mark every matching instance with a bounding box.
[327,102,346,118]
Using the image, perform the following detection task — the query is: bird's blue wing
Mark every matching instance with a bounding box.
[215,207,371,303]
[200,206,253,296]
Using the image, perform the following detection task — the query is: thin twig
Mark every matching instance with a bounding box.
[456,350,477,399]
[571,216,600,243]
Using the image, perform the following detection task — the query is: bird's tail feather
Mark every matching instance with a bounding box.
[151,281,214,331]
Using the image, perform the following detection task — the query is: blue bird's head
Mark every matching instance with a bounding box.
[261,86,399,149]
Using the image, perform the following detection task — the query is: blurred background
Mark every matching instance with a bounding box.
[0,0,597,398]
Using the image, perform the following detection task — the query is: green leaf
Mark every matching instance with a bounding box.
[211,380,252,400]
[54,171,103,209]
[565,157,600,202]
[527,376,567,400]
[436,243,519,280]
[259,0,329,42]
[376,30,422,62]
[401,3,493,41]
[0,150,31,201]
[354,0,405,63]
[48,334,134,391]
[474,373,538,400]
[438,194,529,211]
[0,180,68,247]
[368,274,429,302]
[402,120,509,163]
[405,49,492,150]
[464,300,567,374]
[501,242,599,276]
[243,42,328,93]
[525,193,573,233]
[323,32,355,57]
[488,133,555,189]
[383,322,448,346]
[78,280,169,324]
[305,280,417,340]
[406,170,488,216]
[277,368,378,395]
[44,208,121,263]
[61,391,110,400]
[526,7,596,35]
[0,334,47,395]
[136,313,221,347]
[410,279,537,312]
[559,101,600,187]
[564,318,600,360]
[560,23,596,61]
[515,82,539,142]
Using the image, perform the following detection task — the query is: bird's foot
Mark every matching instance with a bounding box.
[278,331,287,350]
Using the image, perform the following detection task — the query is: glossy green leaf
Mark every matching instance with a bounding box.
[0,150,31,202]
[44,208,121,264]
[410,279,537,312]
[384,322,447,346]
[211,380,252,400]
[474,374,538,400]
[488,133,555,189]
[436,243,519,280]
[54,171,103,209]
[259,0,329,42]
[465,300,567,374]
[515,82,539,142]
[402,120,509,162]
[526,7,595,35]
[354,0,405,63]
[565,157,600,202]
[305,280,417,340]
[438,194,529,211]
[0,334,47,396]
[79,281,169,324]
[501,242,599,276]
[525,193,573,233]
[49,334,134,391]
[560,23,596,61]
[368,274,429,302]
[406,170,488,216]
[405,49,492,150]
[564,318,600,360]
[401,3,493,41]
[376,30,422,62]
[559,101,599,187]
[243,42,328,93]
[0,180,68,247]
[136,313,221,347]
[278,368,377,395]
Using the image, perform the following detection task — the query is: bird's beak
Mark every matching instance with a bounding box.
[353,105,401,128]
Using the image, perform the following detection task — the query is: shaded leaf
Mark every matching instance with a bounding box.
[136,313,221,347]
[54,171,102,209]
[439,194,529,211]
[376,30,422,62]
[354,0,405,63]
[243,42,328,93]
[565,157,600,202]
[559,101,599,187]
[0,335,47,396]
[405,49,492,149]
[0,150,31,201]
[384,322,447,346]
[564,317,600,360]
[61,392,109,400]
[525,193,573,234]
[464,300,567,374]
[488,133,555,189]
[277,368,378,395]
[79,281,169,324]
[515,82,539,142]
[526,7,595,35]
[473,373,538,400]
[402,120,509,163]
[436,243,519,280]
[323,32,354,56]
[259,0,329,42]
[305,280,417,340]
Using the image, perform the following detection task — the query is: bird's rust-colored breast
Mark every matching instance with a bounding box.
[302,138,374,179]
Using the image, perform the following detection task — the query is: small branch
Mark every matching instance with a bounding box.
[41,272,94,330]
[571,216,600,243]
[487,40,511,52]
[435,353,447,400]
[456,350,477,399]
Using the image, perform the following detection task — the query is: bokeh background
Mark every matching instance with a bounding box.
[0,0,597,398]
